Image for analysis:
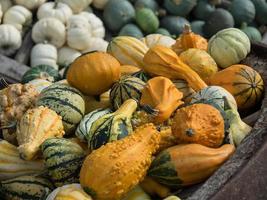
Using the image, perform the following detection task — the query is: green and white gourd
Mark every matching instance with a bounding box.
[173,79,196,103]
[28,79,52,93]
[131,70,151,82]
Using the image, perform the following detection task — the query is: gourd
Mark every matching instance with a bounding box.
[21,65,61,83]
[67,52,121,95]
[203,9,234,38]
[179,48,218,80]
[41,138,86,187]
[141,34,176,48]
[240,23,262,42]
[155,28,171,36]
[140,77,184,123]
[157,127,177,153]
[80,123,161,200]
[107,36,149,68]
[207,64,264,111]
[28,79,52,93]
[121,65,140,75]
[86,99,137,150]
[83,91,111,114]
[134,0,159,13]
[172,104,225,148]
[123,185,151,200]
[140,177,171,198]
[57,46,81,69]
[92,0,109,10]
[31,43,59,69]
[252,0,267,25]
[119,24,144,39]
[76,108,112,142]
[191,20,205,36]
[132,70,151,82]
[136,8,159,34]
[208,28,251,68]
[58,0,92,13]
[0,140,44,181]
[193,0,216,20]
[229,0,255,25]
[36,83,85,134]
[163,0,197,16]
[148,144,235,188]
[172,24,208,55]
[14,0,47,10]
[3,5,32,34]
[142,45,208,92]
[0,0,13,13]
[172,79,196,103]
[16,106,65,160]
[160,16,190,36]
[82,38,109,53]
[163,196,181,200]
[110,76,145,109]
[0,175,54,200]
[0,24,22,56]
[37,2,73,24]
[103,0,135,32]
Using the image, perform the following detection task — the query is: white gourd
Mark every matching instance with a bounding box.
[37,2,72,24]
[14,0,47,10]
[0,0,13,13]
[58,46,81,68]
[28,79,52,93]
[3,5,32,34]
[141,34,176,48]
[31,43,59,69]
[0,24,22,56]
[92,0,109,10]
[58,0,92,14]
[32,17,66,48]
[83,6,93,13]
[82,38,108,53]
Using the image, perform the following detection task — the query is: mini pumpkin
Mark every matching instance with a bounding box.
[14,0,47,10]
[57,46,81,69]
[58,0,92,14]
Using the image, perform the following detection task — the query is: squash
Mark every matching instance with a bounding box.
[80,123,160,200]
[36,83,85,134]
[191,20,205,36]
[163,196,181,200]
[84,91,111,114]
[103,0,135,32]
[86,99,137,150]
[134,0,159,13]
[142,45,208,91]
[0,24,22,56]
[160,16,190,36]
[31,43,58,69]
[132,70,151,82]
[172,104,225,147]
[240,23,262,42]
[207,64,264,111]
[172,79,196,103]
[140,177,171,198]
[58,0,92,13]
[157,127,177,153]
[0,0,13,13]
[193,0,216,20]
[0,140,44,181]
[21,65,61,84]
[28,79,52,93]
[32,18,66,48]
[155,28,171,36]
[208,28,251,68]
[172,24,208,55]
[37,2,73,24]
[252,0,267,25]
[229,0,256,25]
[140,76,184,123]
[179,48,218,80]
[57,46,81,69]
[163,0,197,16]
[81,38,109,53]
[119,24,144,39]
[120,65,141,75]
[92,0,109,10]
[203,9,234,38]
[41,138,86,187]
[0,175,54,200]
[123,185,151,200]
[110,76,145,109]
[67,52,121,96]
[14,0,46,10]
[136,8,159,34]
[16,106,65,160]
[148,144,235,188]
[141,34,176,48]
[107,36,149,68]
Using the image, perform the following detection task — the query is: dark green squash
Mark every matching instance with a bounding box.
[134,0,159,13]
[240,23,262,42]
[193,0,216,20]
[119,24,144,39]
[160,16,190,36]
[191,20,205,36]
[251,0,267,25]
[136,8,159,34]
[155,28,171,36]
[163,0,197,16]
[131,70,151,82]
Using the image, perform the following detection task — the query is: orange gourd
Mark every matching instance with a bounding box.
[120,65,140,75]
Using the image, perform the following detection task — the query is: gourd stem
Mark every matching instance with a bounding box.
[183,24,192,34]
[114,99,138,117]
[54,0,59,8]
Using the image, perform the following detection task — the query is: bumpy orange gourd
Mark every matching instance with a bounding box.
[172,104,225,148]
[143,45,207,92]
[207,64,264,111]
[140,77,184,123]
[67,52,121,95]
[172,24,208,55]
[80,123,160,200]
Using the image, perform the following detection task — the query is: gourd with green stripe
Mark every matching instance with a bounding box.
[0,175,54,200]
[86,99,138,151]
[22,65,61,84]
[75,108,112,142]
[173,79,196,103]
[37,83,85,134]
[131,70,151,82]
[110,76,146,110]
[41,138,86,187]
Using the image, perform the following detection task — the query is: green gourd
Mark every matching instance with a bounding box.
[155,28,171,36]
[163,0,197,16]
[136,8,159,34]
[191,20,205,36]
[119,24,144,39]
[134,0,159,13]
[240,23,262,42]
[193,0,216,20]
[251,0,267,25]
[131,70,151,82]
[160,16,190,36]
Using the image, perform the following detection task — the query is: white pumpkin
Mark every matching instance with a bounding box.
[82,38,108,53]
[37,2,72,24]
[141,34,176,48]
[32,17,66,48]
[83,6,93,13]
[58,46,81,68]
[14,0,47,10]
[31,43,58,69]
[0,24,22,56]
[0,0,13,13]
[79,12,105,38]
[92,0,109,10]
[58,0,92,14]
[3,5,32,34]
[28,79,52,93]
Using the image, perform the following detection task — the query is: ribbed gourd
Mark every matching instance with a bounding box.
[28,79,52,93]
[0,140,44,181]
[172,79,196,103]
[132,70,151,82]
[141,34,176,48]
[86,99,138,150]
[41,138,86,187]
[16,106,65,160]
[80,123,161,200]
[37,83,85,134]
[110,76,146,110]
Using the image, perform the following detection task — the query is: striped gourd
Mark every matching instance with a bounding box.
[76,108,112,142]
[132,70,151,82]
[110,76,145,110]
[107,36,149,68]
[0,140,45,181]
[173,79,196,103]
[28,79,52,93]
[0,175,54,200]
[41,138,86,187]
[37,83,85,134]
